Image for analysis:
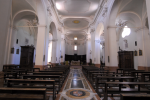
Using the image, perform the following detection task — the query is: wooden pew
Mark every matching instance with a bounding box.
[3,72,17,83]
[87,70,109,79]
[91,73,124,87]
[0,87,46,100]
[91,72,116,82]
[131,71,150,81]
[40,70,67,78]
[120,93,150,100]
[33,72,65,83]
[141,73,150,82]
[116,68,135,74]
[96,76,135,94]
[7,79,56,100]
[104,82,150,100]
[3,69,27,76]
[22,75,61,91]
[3,64,19,71]
[0,72,4,87]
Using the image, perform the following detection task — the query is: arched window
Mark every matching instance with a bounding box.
[74,45,77,50]
[122,26,131,38]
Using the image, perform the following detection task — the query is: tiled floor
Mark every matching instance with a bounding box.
[57,66,99,100]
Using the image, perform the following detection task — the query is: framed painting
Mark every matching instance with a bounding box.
[16,49,19,54]
[11,48,14,54]
[134,50,137,56]
[139,50,142,56]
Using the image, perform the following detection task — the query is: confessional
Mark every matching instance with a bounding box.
[118,51,134,68]
[20,46,35,70]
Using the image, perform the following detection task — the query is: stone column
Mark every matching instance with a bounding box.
[61,35,65,64]
[90,29,95,64]
[101,42,105,63]
[0,0,12,71]
[35,27,47,70]
[51,40,57,66]
[95,40,101,68]
[107,27,118,67]
[56,28,62,65]
[86,34,91,64]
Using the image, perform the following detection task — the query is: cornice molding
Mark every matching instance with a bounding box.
[135,27,147,32]
[115,19,127,27]
[90,0,106,26]
[49,39,58,42]
[48,0,63,26]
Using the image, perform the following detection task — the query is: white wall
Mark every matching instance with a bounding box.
[0,0,12,71]
[9,20,37,65]
[65,40,86,55]
[118,26,138,69]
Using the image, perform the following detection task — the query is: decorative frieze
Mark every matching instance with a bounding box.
[115,19,127,27]
[90,28,95,33]
[58,27,62,33]
[47,6,52,16]
[135,27,147,33]
[102,7,108,17]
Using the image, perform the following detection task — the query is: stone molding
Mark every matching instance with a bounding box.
[115,19,127,27]
[90,28,95,33]
[135,27,147,32]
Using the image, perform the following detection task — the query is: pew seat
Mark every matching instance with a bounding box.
[0,87,46,100]
[120,93,150,100]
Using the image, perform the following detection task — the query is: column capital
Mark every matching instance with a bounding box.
[58,27,62,33]
[47,6,52,16]
[90,28,95,34]
[115,19,127,27]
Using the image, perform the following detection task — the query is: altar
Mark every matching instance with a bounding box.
[71,61,80,65]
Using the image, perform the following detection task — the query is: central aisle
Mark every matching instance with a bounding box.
[56,66,101,100]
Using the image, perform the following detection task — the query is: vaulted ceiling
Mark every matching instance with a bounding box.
[53,0,101,41]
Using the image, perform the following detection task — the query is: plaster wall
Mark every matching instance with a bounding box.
[65,41,86,55]
[9,24,36,65]
[118,27,138,69]
[0,0,12,71]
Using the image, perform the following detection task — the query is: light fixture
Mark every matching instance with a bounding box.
[73,20,80,24]
[74,37,77,40]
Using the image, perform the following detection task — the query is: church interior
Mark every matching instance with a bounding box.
[1,0,150,100]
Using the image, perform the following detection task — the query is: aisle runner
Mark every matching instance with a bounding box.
[59,67,97,100]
